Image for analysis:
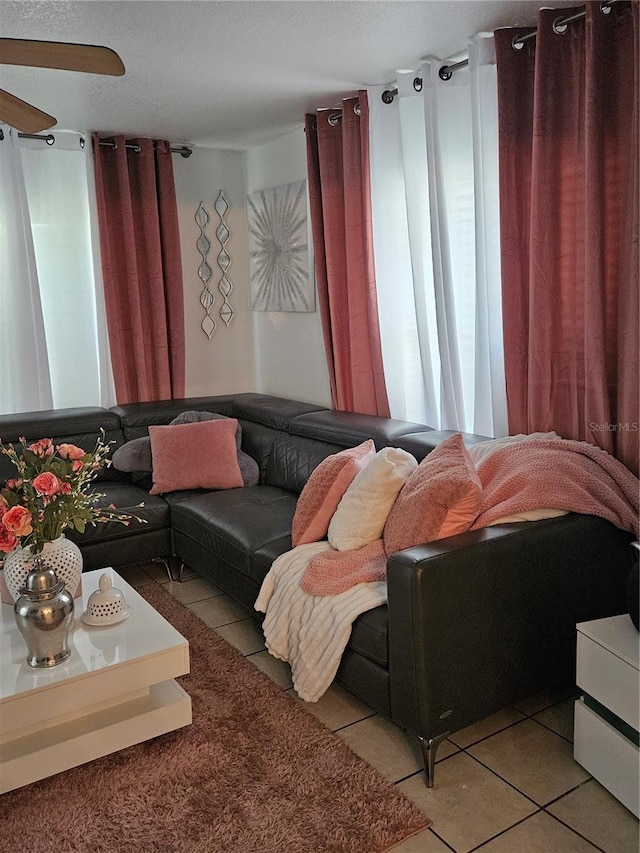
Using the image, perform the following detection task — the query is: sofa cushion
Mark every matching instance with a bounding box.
[349,606,388,666]
[111,396,236,440]
[170,486,298,583]
[264,432,346,495]
[148,420,244,495]
[230,394,328,431]
[0,412,128,486]
[66,483,169,545]
[290,409,434,450]
[291,440,376,547]
[251,535,295,581]
[384,433,482,552]
[328,447,417,551]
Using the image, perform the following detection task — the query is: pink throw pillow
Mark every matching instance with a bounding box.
[383,433,482,553]
[149,419,243,495]
[291,440,376,547]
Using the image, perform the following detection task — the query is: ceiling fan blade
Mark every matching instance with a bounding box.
[0,89,56,133]
[0,38,125,76]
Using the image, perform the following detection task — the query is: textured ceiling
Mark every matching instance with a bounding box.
[0,0,577,149]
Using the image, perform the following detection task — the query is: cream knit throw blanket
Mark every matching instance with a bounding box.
[255,541,387,702]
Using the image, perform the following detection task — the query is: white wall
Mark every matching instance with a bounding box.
[173,148,254,397]
[245,127,332,407]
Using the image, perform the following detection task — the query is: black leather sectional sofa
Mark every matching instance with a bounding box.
[0,393,634,785]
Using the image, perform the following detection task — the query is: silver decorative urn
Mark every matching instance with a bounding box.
[14,561,74,668]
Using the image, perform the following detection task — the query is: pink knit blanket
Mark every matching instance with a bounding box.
[471,439,639,537]
[300,539,387,596]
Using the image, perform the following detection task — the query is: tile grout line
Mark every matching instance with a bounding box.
[448,715,530,751]
[466,808,544,852]
[460,747,599,828]
[541,809,607,853]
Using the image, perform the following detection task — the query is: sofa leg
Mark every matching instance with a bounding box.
[151,556,174,582]
[178,560,186,582]
[416,732,450,788]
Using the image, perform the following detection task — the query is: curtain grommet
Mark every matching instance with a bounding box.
[511,35,525,51]
[552,16,569,35]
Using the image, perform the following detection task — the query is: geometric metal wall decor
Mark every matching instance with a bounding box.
[214,191,234,326]
[247,179,314,312]
[195,201,216,338]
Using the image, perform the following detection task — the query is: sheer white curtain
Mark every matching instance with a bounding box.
[0,126,53,413]
[367,34,507,436]
[0,127,115,414]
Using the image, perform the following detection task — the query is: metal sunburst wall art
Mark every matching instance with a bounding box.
[247,179,314,312]
[195,201,216,338]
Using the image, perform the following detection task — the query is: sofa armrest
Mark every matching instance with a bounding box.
[386,514,634,743]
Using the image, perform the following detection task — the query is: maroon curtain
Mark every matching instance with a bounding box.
[496,2,639,475]
[305,93,390,417]
[92,135,185,404]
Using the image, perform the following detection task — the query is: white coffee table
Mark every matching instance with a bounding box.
[0,568,191,794]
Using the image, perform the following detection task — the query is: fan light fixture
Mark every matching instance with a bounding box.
[0,37,125,133]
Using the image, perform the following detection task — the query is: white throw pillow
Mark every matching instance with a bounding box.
[328,447,418,551]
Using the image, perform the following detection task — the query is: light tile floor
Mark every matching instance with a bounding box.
[121,562,640,853]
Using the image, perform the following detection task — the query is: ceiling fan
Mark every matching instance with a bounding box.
[0,38,125,134]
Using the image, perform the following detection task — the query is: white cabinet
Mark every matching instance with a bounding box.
[574,615,639,817]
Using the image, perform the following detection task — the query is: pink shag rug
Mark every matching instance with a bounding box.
[1,582,430,852]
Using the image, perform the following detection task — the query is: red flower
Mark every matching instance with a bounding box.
[27,438,54,458]
[0,525,17,553]
[2,505,33,537]
[32,472,62,496]
[57,443,85,460]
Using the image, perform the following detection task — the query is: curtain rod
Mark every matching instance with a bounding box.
[0,128,192,157]
[97,138,193,157]
[381,0,619,103]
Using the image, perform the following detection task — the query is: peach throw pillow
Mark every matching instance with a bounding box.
[149,419,243,494]
[291,440,376,547]
[383,433,482,553]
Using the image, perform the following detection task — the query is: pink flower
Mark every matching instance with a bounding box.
[0,525,17,553]
[57,443,85,460]
[32,472,62,496]
[2,505,33,537]
[27,438,54,458]
[59,482,72,494]
[72,460,84,473]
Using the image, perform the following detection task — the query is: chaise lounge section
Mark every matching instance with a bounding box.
[0,393,634,785]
